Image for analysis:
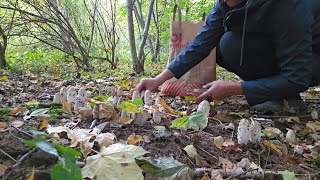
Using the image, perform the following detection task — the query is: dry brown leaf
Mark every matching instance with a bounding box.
[119,116,134,125]
[9,107,25,116]
[158,97,177,116]
[262,140,283,156]
[201,174,210,180]
[85,81,95,88]
[306,121,320,132]
[284,116,300,123]
[284,154,300,164]
[0,164,9,176]
[26,166,35,180]
[96,133,115,148]
[79,108,93,120]
[61,99,73,115]
[222,138,235,147]
[37,118,49,130]
[213,136,224,149]
[127,134,143,145]
[315,140,320,147]
[99,105,117,120]
[0,122,8,132]
[10,120,24,128]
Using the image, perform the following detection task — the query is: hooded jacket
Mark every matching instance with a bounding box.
[167,0,320,105]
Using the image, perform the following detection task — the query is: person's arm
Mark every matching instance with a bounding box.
[242,1,313,105]
[167,0,227,79]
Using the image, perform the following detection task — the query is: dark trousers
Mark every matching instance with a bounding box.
[216,31,320,87]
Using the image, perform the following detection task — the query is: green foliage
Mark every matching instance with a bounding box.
[0,76,9,81]
[25,100,40,107]
[118,99,143,113]
[0,108,12,116]
[280,170,297,180]
[136,156,186,178]
[170,111,207,131]
[315,155,320,165]
[51,153,82,180]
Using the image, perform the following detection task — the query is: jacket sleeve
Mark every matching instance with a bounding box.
[167,1,226,79]
[242,1,313,105]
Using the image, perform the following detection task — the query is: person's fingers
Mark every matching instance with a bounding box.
[136,81,145,93]
[202,82,214,89]
[197,89,211,102]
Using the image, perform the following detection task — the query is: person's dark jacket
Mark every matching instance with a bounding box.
[167,0,320,105]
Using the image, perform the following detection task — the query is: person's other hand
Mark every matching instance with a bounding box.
[197,80,243,101]
[136,78,161,93]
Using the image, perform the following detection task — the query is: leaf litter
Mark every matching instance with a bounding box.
[0,74,319,180]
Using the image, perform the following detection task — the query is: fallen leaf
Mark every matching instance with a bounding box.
[280,170,297,180]
[0,122,8,132]
[210,100,224,106]
[96,133,115,148]
[136,156,187,178]
[170,116,189,129]
[306,121,320,132]
[0,164,9,176]
[9,107,25,116]
[119,116,134,125]
[284,117,300,123]
[24,108,50,120]
[213,136,224,149]
[118,101,141,113]
[99,105,117,120]
[10,120,24,128]
[214,111,246,123]
[85,81,95,88]
[222,138,235,147]
[219,157,235,169]
[201,174,210,180]
[153,126,173,139]
[61,100,73,115]
[262,127,284,138]
[25,100,40,106]
[187,111,207,131]
[37,118,49,130]
[158,97,177,116]
[26,167,35,180]
[183,145,209,167]
[224,144,243,153]
[127,134,143,145]
[262,140,283,156]
[81,143,148,180]
[283,155,300,164]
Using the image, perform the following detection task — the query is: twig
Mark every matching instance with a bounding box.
[0,149,17,163]
[252,115,310,119]
[2,148,36,180]
[10,125,33,138]
[208,117,223,124]
[195,145,218,161]
[71,119,82,130]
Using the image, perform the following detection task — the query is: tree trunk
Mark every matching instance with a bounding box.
[138,0,154,65]
[0,26,8,69]
[133,1,155,61]
[126,0,142,74]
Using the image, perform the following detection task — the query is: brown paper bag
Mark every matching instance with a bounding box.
[161,5,216,97]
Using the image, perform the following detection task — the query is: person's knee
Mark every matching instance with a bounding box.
[219,32,242,67]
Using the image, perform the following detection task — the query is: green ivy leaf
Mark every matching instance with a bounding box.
[55,144,81,158]
[51,152,82,180]
[25,100,40,106]
[0,76,9,81]
[118,100,141,113]
[136,156,186,178]
[187,111,207,131]
[132,99,143,106]
[280,170,297,180]
[170,116,189,129]
[36,141,59,157]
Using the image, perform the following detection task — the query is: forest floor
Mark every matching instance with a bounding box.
[0,71,319,180]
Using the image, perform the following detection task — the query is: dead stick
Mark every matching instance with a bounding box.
[2,148,36,180]
[10,125,33,138]
[0,149,17,163]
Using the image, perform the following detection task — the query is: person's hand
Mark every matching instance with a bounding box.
[136,78,162,93]
[197,80,243,101]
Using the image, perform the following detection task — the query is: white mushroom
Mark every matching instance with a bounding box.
[249,121,261,143]
[153,109,162,124]
[67,86,77,104]
[73,98,87,114]
[53,92,62,104]
[237,119,250,145]
[311,110,319,120]
[144,90,153,106]
[77,87,87,102]
[132,90,140,101]
[197,100,210,117]
[293,145,304,155]
[116,87,123,97]
[60,87,67,101]
[286,129,296,144]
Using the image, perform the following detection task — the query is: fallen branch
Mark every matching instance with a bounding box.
[10,125,33,138]
[0,149,17,163]
[2,148,36,180]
